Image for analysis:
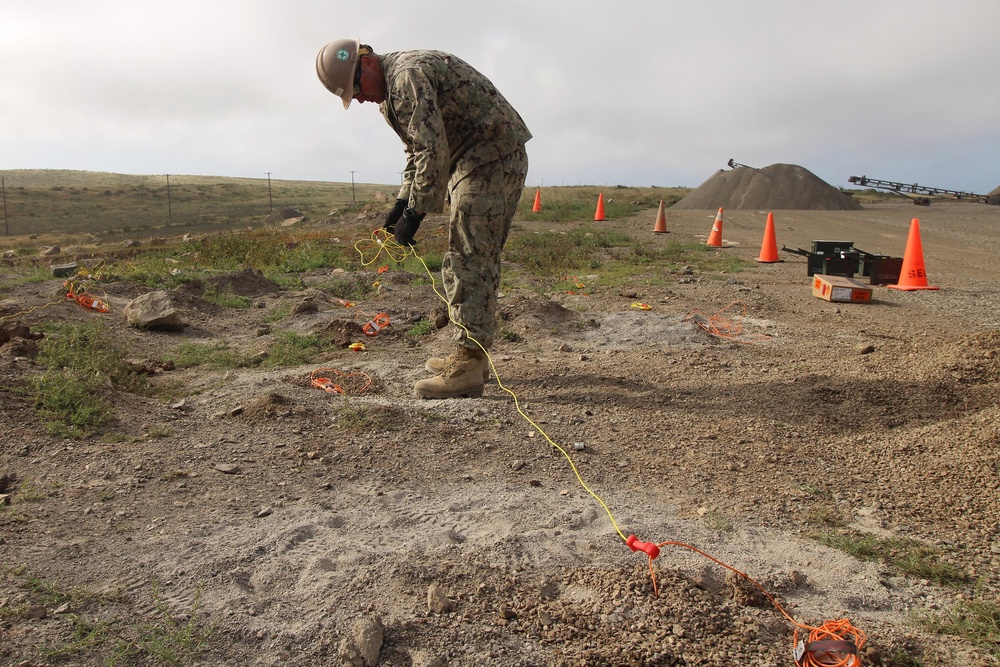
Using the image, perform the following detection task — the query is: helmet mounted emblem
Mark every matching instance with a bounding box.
[336,48,350,61]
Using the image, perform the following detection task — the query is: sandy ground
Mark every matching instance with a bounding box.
[2,200,1000,666]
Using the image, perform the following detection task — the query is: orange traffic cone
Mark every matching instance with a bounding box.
[706,208,724,247]
[594,193,606,221]
[531,189,542,212]
[888,218,938,291]
[652,200,668,233]
[756,212,781,262]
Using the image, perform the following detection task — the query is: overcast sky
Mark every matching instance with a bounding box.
[3,1,998,194]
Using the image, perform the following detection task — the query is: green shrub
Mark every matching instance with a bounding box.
[29,320,148,437]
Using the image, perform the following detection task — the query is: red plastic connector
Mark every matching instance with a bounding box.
[626,534,660,560]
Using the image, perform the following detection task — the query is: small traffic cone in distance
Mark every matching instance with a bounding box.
[888,218,939,291]
[652,200,668,233]
[706,207,724,247]
[756,212,781,263]
[594,193,606,221]
[532,189,542,212]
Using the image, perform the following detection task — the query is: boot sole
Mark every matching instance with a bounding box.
[414,385,485,399]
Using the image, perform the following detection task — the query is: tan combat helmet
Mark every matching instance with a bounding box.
[316,38,361,109]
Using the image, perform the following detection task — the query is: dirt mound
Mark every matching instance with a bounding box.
[672,163,863,210]
[206,266,281,297]
[265,208,305,224]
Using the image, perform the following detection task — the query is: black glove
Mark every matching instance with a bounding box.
[394,208,425,247]
[383,199,407,233]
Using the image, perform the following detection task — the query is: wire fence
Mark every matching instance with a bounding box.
[0,173,398,240]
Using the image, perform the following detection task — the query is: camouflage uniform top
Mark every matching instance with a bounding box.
[377,50,532,214]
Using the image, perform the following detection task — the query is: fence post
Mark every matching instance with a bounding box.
[2,177,8,235]
[166,174,173,225]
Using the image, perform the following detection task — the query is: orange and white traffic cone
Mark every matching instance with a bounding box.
[652,200,668,233]
[706,208,724,247]
[888,218,938,291]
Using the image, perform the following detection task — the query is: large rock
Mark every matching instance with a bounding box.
[337,614,383,667]
[124,291,184,331]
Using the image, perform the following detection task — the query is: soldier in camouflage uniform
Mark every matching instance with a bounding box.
[317,38,532,399]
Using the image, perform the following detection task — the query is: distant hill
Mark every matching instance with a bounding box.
[672,163,863,210]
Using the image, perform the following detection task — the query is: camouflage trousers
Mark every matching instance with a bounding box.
[442,145,529,349]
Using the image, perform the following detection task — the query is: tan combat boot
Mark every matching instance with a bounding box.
[414,346,486,399]
[425,351,490,381]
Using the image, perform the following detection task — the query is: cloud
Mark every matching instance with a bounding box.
[2,0,999,193]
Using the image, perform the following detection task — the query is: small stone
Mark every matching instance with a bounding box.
[427,583,455,613]
[213,464,241,475]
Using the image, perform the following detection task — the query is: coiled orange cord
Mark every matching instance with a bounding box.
[637,540,865,666]
[309,367,372,396]
[684,300,771,343]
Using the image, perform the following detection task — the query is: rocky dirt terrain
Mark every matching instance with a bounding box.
[2,200,999,666]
